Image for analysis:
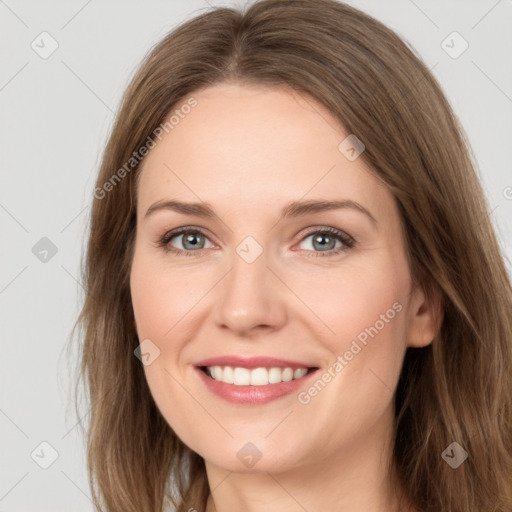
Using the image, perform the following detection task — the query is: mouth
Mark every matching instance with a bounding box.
[198,365,318,386]
[193,359,320,405]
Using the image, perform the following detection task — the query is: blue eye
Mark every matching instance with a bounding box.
[157,226,355,258]
[158,228,214,256]
[297,227,354,257]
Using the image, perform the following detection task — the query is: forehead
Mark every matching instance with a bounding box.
[136,83,389,217]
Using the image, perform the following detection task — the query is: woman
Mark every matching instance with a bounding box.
[74,0,512,511]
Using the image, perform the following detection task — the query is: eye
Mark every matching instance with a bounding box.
[156,226,355,258]
[157,227,214,256]
[296,227,355,257]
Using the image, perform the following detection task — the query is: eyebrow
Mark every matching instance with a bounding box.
[144,198,377,225]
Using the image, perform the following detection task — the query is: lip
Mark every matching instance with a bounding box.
[194,355,317,370]
[194,363,320,405]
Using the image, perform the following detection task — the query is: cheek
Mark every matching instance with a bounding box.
[130,252,203,443]
[302,259,410,410]
[293,261,408,352]
[130,250,200,341]
[131,271,173,341]
[294,272,409,450]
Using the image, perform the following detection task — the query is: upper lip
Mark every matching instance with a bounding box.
[194,356,318,370]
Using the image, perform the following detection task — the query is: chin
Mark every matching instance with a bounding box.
[203,442,306,474]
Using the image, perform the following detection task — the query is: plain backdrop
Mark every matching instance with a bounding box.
[1,1,511,510]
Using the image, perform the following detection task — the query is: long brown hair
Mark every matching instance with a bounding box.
[72,0,512,510]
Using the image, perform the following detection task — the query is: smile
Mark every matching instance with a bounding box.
[203,365,312,385]
[195,365,319,405]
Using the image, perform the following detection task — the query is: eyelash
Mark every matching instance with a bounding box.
[156,226,356,258]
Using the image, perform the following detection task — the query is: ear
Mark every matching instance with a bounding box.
[406,279,444,348]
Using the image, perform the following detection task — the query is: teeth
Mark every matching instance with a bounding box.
[205,366,309,386]
[250,367,267,385]
[223,366,234,384]
[234,367,250,385]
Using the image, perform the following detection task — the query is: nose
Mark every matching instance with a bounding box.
[213,246,288,336]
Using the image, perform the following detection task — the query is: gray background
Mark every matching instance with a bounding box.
[1,0,511,510]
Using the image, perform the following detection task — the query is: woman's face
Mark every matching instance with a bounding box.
[130,82,435,473]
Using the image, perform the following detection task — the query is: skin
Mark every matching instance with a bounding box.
[129,82,440,512]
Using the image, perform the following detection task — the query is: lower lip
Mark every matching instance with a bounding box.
[195,367,319,405]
